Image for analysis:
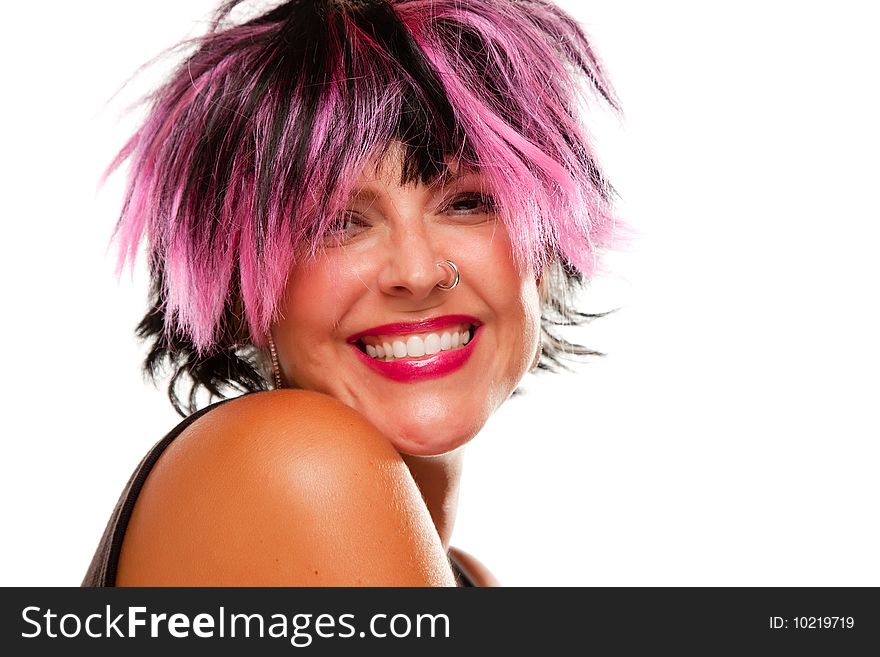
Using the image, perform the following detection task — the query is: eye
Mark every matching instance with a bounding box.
[323,212,371,244]
[441,192,496,216]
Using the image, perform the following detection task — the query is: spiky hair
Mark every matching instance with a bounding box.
[112,0,621,414]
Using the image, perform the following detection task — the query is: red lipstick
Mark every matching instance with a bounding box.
[346,314,479,343]
[347,314,481,383]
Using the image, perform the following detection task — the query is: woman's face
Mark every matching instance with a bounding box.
[272,150,541,456]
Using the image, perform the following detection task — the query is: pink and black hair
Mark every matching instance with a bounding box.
[115,0,620,414]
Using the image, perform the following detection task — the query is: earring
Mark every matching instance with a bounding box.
[267,334,283,389]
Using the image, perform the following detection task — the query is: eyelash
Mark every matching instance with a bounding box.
[326,193,495,242]
[441,192,496,215]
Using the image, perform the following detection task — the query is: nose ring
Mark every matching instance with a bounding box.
[436,259,460,290]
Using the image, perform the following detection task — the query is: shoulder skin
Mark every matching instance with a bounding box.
[116,389,456,586]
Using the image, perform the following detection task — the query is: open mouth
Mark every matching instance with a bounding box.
[355,323,477,362]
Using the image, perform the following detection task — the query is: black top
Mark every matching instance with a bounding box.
[82,396,476,587]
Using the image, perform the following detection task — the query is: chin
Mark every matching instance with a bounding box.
[349,382,512,457]
[374,410,487,458]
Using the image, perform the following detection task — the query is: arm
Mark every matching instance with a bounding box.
[116,389,456,586]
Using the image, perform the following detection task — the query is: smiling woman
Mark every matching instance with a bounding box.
[272,151,541,457]
[83,0,620,587]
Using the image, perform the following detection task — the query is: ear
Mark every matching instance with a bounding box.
[536,267,550,304]
[534,255,555,304]
[530,332,543,372]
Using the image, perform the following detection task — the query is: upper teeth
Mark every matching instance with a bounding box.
[361,326,472,361]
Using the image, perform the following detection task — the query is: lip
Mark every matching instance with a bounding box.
[346,314,481,343]
[347,314,482,383]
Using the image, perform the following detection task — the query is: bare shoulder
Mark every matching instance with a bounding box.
[448,546,501,587]
[117,390,456,586]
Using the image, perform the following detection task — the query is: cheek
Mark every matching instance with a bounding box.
[272,256,358,383]
[488,226,541,323]
[278,263,331,337]
[509,275,542,372]
[474,232,542,381]
[279,252,364,331]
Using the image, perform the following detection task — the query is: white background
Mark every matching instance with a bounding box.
[1,1,878,586]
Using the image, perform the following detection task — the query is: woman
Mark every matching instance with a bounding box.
[84,0,619,586]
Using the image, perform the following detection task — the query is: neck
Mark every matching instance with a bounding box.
[400,449,464,551]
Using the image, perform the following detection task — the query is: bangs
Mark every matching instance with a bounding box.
[113,0,619,353]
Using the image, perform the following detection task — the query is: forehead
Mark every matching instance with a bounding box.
[353,144,480,193]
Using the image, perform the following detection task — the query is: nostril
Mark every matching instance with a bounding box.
[378,251,450,298]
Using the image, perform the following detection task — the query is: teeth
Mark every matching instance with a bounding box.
[361,326,475,361]
[406,336,426,357]
[440,333,452,350]
[425,333,441,355]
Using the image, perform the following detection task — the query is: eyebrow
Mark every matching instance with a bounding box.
[348,188,380,203]
[347,165,485,204]
[433,166,481,188]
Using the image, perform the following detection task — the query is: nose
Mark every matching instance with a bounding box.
[376,223,448,300]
